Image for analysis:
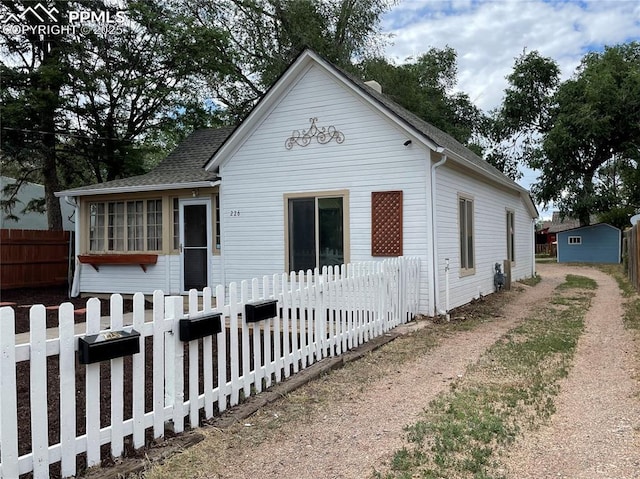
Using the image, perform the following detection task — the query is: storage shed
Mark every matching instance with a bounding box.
[557,223,621,264]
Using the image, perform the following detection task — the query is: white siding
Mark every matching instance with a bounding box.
[211,255,223,288]
[79,255,171,295]
[434,163,534,311]
[80,254,220,296]
[219,65,431,310]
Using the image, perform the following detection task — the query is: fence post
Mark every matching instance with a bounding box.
[132,293,146,449]
[202,287,215,420]
[59,303,77,477]
[30,305,49,478]
[85,297,102,467]
[188,289,201,429]
[110,294,125,458]
[164,296,184,432]
[0,306,19,479]
[216,284,228,412]
[152,290,165,439]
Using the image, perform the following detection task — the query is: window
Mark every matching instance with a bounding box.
[127,201,143,250]
[173,198,179,250]
[89,203,105,251]
[506,210,515,262]
[108,202,125,250]
[568,236,582,245]
[89,199,162,252]
[147,199,162,250]
[172,195,221,253]
[371,191,403,256]
[286,193,347,272]
[459,196,474,272]
[215,194,221,250]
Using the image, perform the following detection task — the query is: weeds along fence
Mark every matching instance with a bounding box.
[0,257,420,478]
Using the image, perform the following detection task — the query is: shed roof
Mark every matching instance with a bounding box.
[556,222,621,235]
[56,127,234,197]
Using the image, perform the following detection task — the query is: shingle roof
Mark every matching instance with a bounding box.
[57,127,234,196]
[59,48,531,209]
[334,66,526,193]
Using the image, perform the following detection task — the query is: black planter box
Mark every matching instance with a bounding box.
[179,312,222,342]
[78,329,140,364]
[245,300,278,323]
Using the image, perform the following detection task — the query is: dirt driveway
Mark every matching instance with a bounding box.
[143,263,639,479]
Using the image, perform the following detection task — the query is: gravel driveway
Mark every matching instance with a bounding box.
[144,263,639,478]
[501,264,640,478]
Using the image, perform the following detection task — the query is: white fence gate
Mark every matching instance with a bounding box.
[0,257,420,478]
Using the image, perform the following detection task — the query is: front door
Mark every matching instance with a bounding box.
[180,199,211,292]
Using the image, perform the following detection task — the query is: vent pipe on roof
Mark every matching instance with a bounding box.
[364,80,382,94]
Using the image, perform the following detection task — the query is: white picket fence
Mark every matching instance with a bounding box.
[0,257,420,478]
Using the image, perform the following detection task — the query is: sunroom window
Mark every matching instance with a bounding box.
[89,199,162,252]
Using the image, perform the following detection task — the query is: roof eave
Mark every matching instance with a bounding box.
[55,180,220,198]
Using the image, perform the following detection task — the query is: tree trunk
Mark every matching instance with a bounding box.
[43,147,63,231]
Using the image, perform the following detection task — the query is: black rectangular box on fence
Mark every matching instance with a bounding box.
[78,329,141,364]
[245,300,278,323]
[179,312,222,342]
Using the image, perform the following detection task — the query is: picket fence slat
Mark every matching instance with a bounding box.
[30,305,49,478]
[188,290,200,429]
[169,296,185,433]
[132,293,146,449]
[152,290,165,439]
[111,295,125,458]
[203,287,215,420]
[216,284,228,412]
[85,297,102,467]
[0,257,420,478]
[59,303,76,477]
[241,281,251,400]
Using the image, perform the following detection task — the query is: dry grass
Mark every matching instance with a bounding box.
[136,290,518,479]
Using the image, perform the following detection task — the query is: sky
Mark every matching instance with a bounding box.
[380,0,640,218]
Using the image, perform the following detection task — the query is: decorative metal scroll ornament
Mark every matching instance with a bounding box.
[285,117,345,149]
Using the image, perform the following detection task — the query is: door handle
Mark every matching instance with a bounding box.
[179,243,183,253]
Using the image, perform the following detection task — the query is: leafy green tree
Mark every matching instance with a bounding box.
[0,0,76,229]
[65,1,230,182]
[1,1,230,227]
[495,43,640,225]
[481,51,561,181]
[357,46,483,147]
[183,0,393,121]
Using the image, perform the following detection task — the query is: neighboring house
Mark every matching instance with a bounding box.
[1,176,74,231]
[557,223,621,264]
[56,49,538,315]
[539,211,598,246]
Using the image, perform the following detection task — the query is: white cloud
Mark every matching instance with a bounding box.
[382,0,640,111]
[381,0,640,212]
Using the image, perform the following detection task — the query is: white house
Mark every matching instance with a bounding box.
[56,49,537,316]
[1,176,75,230]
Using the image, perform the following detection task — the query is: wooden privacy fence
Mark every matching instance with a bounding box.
[624,224,639,292]
[0,257,420,478]
[0,229,70,289]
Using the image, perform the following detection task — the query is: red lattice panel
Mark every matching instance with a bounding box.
[371,191,403,256]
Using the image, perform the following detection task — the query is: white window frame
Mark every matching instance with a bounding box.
[568,236,582,245]
[88,198,163,253]
[458,194,475,276]
[284,190,350,273]
[506,209,515,263]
